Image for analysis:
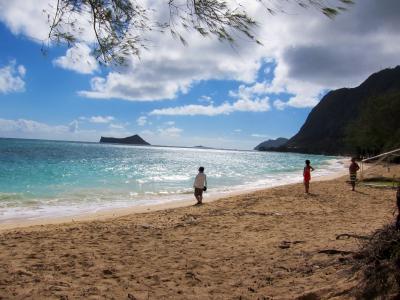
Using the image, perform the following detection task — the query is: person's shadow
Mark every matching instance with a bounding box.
[353,190,369,195]
[305,192,318,197]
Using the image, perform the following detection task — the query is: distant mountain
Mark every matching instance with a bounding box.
[99,134,150,145]
[254,138,288,151]
[285,66,400,155]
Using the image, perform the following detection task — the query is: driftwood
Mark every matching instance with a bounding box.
[336,233,370,240]
[318,249,354,255]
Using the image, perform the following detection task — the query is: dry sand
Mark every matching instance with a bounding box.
[0,165,399,299]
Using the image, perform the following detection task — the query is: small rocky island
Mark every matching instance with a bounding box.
[99,134,150,145]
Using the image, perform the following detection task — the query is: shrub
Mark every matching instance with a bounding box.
[354,224,400,299]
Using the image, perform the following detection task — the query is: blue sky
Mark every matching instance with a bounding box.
[0,0,399,149]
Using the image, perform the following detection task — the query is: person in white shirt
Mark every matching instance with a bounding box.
[193,166,207,205]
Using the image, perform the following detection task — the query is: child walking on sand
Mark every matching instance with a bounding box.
[303,160,314,194]
[193,167,207,205]
[349,158,360,191]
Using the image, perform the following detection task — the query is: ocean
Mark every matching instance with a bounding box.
[0,138,344,222]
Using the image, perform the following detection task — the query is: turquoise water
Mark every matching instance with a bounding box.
[0,138,344,221]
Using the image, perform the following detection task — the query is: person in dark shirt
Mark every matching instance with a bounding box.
[349,158,360,191]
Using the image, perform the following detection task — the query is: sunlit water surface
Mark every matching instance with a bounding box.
[0,138,345,221]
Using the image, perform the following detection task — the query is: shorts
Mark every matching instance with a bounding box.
[350,173,357,182]
[194,188,203,197]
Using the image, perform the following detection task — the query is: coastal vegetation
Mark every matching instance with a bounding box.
[346,91,400,157]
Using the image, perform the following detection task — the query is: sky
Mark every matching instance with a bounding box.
[0,0,399,150]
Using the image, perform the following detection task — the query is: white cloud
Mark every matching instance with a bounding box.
[77,22,261,101]
[0,0,95,43]
[53,43,99,74]
[76,0,400,105]
[157,126,183,137]
[17,65,26,76]
[0,61,26,94]
[0,118,254,149]
[150,97,270,116]
[0,0,53,41]
[1,0,400,112]
[234,129,242,133]
[164,121,175,126]
[140,129,155,136]
[0,117,133,142]
[0,117,92,138]
[228,70,321,110]
[0,118,68,134]
[0,0,259,103]
[79,116,122,127]
[199,95,213,104]
[136,116,147,126]
[109,123,125,130]
[273,99,287,110]
[251,133,269,138]
[88,116,115,123]
[139,125,183,140]
[68,120,79,133]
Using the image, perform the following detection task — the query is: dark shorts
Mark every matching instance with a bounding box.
[350,173,357,182]
[194,188,203,197]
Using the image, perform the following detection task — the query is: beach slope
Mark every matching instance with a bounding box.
[0,168,397,299]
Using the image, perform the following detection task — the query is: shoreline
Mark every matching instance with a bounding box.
[0,165,348,232]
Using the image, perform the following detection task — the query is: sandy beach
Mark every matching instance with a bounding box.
[0,165,398,299]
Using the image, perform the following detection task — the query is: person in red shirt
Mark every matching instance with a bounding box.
[303,160,314,194]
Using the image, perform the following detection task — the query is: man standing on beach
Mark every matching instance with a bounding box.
[349,158,360,191]
[193,167,207,205]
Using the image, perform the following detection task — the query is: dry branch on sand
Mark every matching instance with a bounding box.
[352,224,400,299]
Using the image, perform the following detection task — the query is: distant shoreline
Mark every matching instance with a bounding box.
[1,136,348,155]
[0,136,254,152]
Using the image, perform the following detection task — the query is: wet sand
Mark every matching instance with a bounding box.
[0,165,398,299]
